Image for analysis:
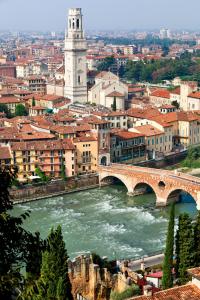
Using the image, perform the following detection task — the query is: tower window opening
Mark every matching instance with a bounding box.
[77,19,80,29]
[72,22,75,29]
[78,75,81,84]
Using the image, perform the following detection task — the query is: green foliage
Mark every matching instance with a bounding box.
[110,285,141,300]
[97,55,116,72]
[32,97,36,107]
[162,203,175,289]
[181,146,200,168]
[35,166,49,183]
[112,97,117,111]
[24,231,46,281]
[175,213,195,284]
[0,103,13,118]
[194,211,200,266]
[162,45,170,57]
[15,104,28,116]
[171,100,180,109]
[0,166,18,213]
[0,167,30,299]
[123,51,198,83]
[32,226,73,300]
[61,161,67,181]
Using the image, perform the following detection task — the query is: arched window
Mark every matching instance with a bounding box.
[72,22,75,29]
[77,19,80,29]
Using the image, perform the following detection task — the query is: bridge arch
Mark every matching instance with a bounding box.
[100,174,131,193]
[166,188,197,205]
[133,181,158,199]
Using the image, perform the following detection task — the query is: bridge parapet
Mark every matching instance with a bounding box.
[98,164,200,208]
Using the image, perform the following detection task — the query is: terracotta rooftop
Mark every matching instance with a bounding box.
[0,97,21,104]
[131,284,200,300]
[113,130,145,140]
[106,111,127,117]
[106,91,124,97]
[73,135,97,143]
[127,108,161,119]
[11,139,75,151]
[188,91,200,99]
[41,95,64,101]
[159,104,176,109]
[188,267,200,280]
[0,146,11,160]
[151,89,170,99]
[163,111,199,123]
[133,125,164,137]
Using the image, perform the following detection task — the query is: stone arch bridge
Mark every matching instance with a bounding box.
[98,164,200,208]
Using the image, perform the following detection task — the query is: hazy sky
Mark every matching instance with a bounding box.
[0,0,200,31]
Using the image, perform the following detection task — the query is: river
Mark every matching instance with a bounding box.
[12,185,198,260]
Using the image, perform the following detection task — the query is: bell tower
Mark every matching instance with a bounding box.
[64,8,87,103]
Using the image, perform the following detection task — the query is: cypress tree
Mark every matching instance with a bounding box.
[34,226,73,300]
[32,97,36,107]
[175,213,195,284]
[112,97,117,111]
[194,211,200,266]
[162,203,175,289]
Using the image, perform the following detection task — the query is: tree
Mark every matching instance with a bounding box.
[15,104,28,116]
[162,203,175,289]
[24,232,46,281]
[0,167,30,299]
[61,161,67,181]
[0,103,12,118]
[35,166,49,183]
[97,56,116,72]
[175,213,195,284]
[112,97,117,111]
[32,97,36,107]
[171,100,180,109]
[34,226,73,300]
[194,211,200,266]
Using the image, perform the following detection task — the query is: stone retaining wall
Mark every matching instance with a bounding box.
[10,175,99,203]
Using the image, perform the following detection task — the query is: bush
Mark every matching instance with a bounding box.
[181,146,200,168]
[110,286,141,300]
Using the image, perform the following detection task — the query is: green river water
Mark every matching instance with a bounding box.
[12,185,198,260]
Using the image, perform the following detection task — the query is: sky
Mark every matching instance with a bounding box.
[0,0,200,31]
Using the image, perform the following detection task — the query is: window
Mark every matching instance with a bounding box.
[76,19,80,29]
[78,75,81,84]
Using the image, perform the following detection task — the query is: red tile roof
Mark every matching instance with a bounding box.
[133,125,163,137]
[131,284,200,300]
[151,89,170,99]
[73,135,97,143]
[113,130,145,140]
[106,91,124,97]
[0,146,11,160]
[188,91,200,99]
[11,139,75,151]
[0,97,21,104]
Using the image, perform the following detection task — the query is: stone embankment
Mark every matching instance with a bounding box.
[10,174,100,204]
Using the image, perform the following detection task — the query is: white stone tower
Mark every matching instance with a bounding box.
[64,8,87,103]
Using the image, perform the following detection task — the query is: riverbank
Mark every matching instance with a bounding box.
[11,174,100,204]
[12,183,103,204]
